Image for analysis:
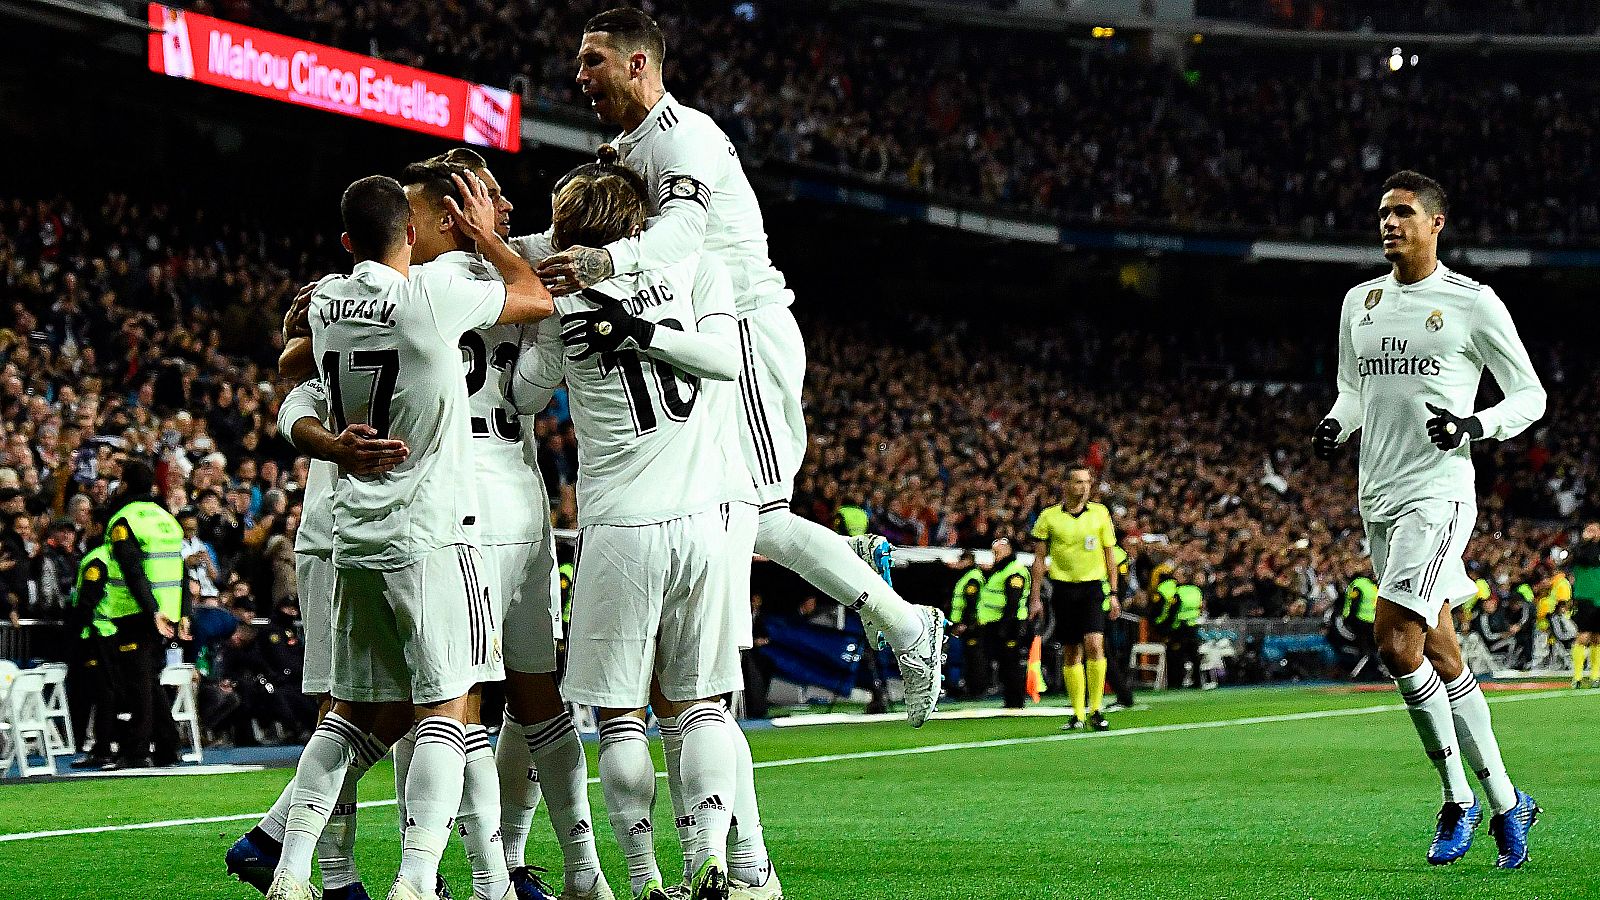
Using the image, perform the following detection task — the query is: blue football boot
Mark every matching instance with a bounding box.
[225,830,280,894]
[510,866,557,900]
[1489,790,1541,869]
[1426,799,1482,865]
[848,534,895,587]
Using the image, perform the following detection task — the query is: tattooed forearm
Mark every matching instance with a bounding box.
[574,247,614,286]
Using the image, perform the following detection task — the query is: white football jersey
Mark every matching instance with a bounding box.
[424,251,546,546]
[309,259,506,569]
[600,92,793,316]
[514,251,753,526]
[276,379,335,558]
[1327,263,1546,520]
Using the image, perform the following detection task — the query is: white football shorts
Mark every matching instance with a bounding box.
[737,305,808,511]
[484,531,561,676]
[331,543,501,704]
[563,503,756,709]
[1366,499,1477,623]
[296,551,336,696]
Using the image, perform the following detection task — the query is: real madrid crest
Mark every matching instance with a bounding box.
[1425,309,1444,332]
[669,175,699,198]
[1364,288,1382,309]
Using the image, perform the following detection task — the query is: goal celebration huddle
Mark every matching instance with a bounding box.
[232,10,1547,900]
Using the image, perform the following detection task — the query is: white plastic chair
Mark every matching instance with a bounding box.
[160,664,202,764]
[39,662,74,756]
[2,670,57,777]
[1131,642,1167,691]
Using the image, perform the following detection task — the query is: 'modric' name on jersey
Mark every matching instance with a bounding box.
[1327,263,1546,520]
[309,258,507,569]
[515,250,754,527]
[600,92,793,317]
[424,251,547,547]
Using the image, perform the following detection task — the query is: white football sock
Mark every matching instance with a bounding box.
[496,712,540,871]
[755,509,923,650]
[598,716,661,894]
[726,718,772,887]
[458,725,511,900]
[258,778,295,843]
[318,729,388,891]
[393,725,416,828]
[1395,659,1474,805]
[396,717,468,895]
[526,710,604,893]
[678,703,737,874]
[277,712,360,885]
[656,715,697,882]
[1445,670,1518,813]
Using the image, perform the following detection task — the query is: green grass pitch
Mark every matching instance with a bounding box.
[3,685,1597,899]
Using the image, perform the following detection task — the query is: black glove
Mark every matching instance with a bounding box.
[560,290,655,361]
[1311,417,1343,460]
[1424,403,1483,451]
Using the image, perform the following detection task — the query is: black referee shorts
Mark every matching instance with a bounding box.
[1051,579,1107,645]
[1575,601,1600,634]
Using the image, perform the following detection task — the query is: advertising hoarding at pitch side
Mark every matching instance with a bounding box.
[147,3,520,152]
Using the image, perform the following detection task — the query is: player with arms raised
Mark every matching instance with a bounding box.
[1313,170,1544,869]
[537,9,946,730]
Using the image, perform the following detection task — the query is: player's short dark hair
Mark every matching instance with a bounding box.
[1382,170,1449,218]
[340,175,411,259]
[550,147,650,250]
[432,147,488,172]
[584,7,666,68]
[399,160,470,213]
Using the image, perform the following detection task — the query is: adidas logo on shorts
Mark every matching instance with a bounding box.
[1393,578,1413,593]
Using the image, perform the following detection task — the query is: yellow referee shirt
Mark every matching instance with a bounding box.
[1031,501,1115,583]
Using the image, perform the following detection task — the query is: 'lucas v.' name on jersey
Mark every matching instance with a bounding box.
[1328,263,1546,519]
[514,252,752,527]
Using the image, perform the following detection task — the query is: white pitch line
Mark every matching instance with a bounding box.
[2,688,1588,844]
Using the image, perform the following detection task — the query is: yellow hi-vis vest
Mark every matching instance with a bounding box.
[103,500,185,622]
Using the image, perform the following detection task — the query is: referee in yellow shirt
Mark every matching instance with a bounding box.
[1029,465,1117,731]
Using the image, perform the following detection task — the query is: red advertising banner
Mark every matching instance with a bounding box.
[147,3,520,152]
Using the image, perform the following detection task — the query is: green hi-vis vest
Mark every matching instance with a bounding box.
[950,568,984,625]
[1514,583,1535,604]
[976,558,1030,625]
[1460,578,1490,619]
[103,500,185,622]
[1344,576,1378,624]
[559,562,575,626]
[77,545,116,639]
[1174,584,1202,626]
[1102,545,1129,610]
[834,505,868,537]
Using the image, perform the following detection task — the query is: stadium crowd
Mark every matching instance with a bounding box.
[1,188,1590,692]
[1198,0,1600,35]
[178,0,1600,245]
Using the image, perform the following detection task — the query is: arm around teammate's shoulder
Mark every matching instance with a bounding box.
[443,171,554,325]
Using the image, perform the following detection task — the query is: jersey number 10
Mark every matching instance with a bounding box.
[601,318,699,435]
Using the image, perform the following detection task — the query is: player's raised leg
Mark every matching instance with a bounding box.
[740,309,943,725]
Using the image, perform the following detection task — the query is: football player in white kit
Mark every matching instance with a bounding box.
[405,150,612,900]
[511,157,755,900]
[266,173,554,900]
[1312,171,1545,869]
[537,8,946,731]
[226,380,410,900]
